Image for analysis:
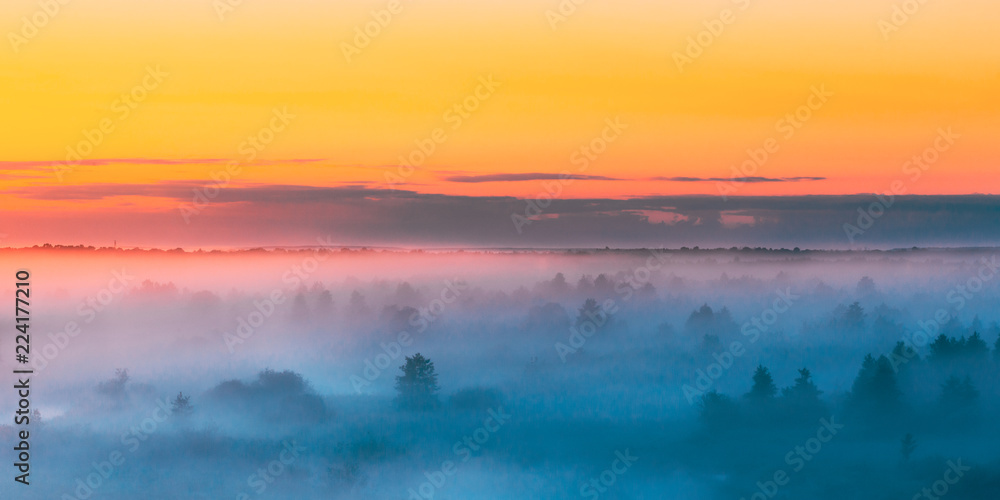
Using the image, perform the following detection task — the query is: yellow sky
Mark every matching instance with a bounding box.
[2,0,999,200]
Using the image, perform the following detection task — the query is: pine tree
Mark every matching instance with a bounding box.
[699,390,738,428]
[550,273,569,294]
[994,333,1000,364]
[97,368,130,397]
[970,316,985,336]
[939,375,978,411]
[746,365,778,400]
[869,355,902,405]
[850,354,877,396]
[348,290,371,319]
[685,304,715,336]
[781,367,826,421]
[315,289,334,315]
[929,334,957,361]
[857,276,876,295]
[171,392,193,416]
[576,298,605,328]
[890,341,919,371]
[395,353,440,410]
[782,368,822,402]
[844,302,866,329]
[849,354,901,414]
[900,433,917,463]
[965,332,989,358]
[960,376,979,402]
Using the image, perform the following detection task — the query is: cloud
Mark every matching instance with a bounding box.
[10,182,199,201]
[9,182,393,202]
[444,173,623,183]
[5,182,1000,250]
[0,158,225,169]
[0,158,325,171]
[653,176,826,183]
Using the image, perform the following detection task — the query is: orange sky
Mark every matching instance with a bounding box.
[1,0,999,222]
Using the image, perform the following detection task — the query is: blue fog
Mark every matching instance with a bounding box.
[1,248,999,499]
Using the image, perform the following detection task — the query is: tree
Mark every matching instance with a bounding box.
[548,272,569,295]
[685,304,737,338]
[347,290,371,320]
[890,341,920,371]
[940,316,967,339]
[842,302,866,330]
[782,368,822,402]
[395,353,440,410]
[746,365,777,401]
[394,282,421,305]
[851,355,877,390]
[315,289,334,315]
[849,354,901,415]
[939,375,978,411]
[685,304,715,335]
[970,316,985,336]
[964,332,989,358]
[857,276,876,296]
[97,368,130,397]
[698,390,738,428]
[995,333,1000,364]
[171,392,193,416]
[929,334,959,362]
[781,368,826,421]
[291,291,310,322]
[592,274,613,295]
[576,298,605,327]
[526,302,571,331]
[714,307,738,335]
[900,433,917,463]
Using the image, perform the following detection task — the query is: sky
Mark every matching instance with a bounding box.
[1,0,998,248]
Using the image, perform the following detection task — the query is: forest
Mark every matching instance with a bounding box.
[1,247,998,499]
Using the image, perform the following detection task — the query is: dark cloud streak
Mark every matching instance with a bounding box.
[444,173,623,183]
[652,176,826,183]
[5,182,1000,249]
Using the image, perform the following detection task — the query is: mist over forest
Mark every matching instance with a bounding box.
[2,246,999,499]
